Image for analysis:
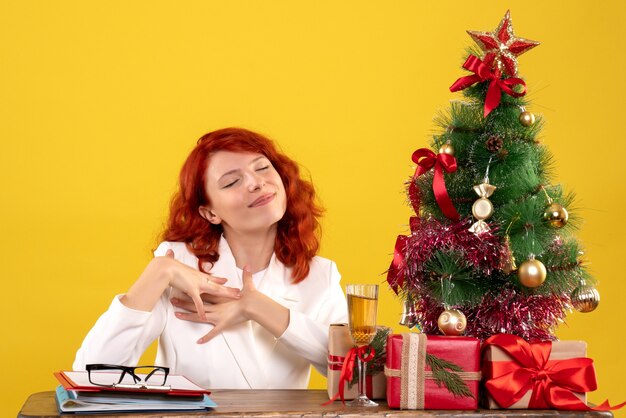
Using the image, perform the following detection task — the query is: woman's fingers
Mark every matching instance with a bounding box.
[174,311,215,324]
[202,279,241,299]
[172,309,222,343]
[190,294,207,321]
[170,298,198,312]
[180,293,225,305]
[241,266,256,292]
[172,294,234,310]
[174,311,197,321]
[197,325,222,344]
[208,276,228,285]
[171,297,220,313]
[165,249,175,258]
[200,293,230,304]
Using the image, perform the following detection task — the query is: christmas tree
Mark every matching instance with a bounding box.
[387,10,600,341]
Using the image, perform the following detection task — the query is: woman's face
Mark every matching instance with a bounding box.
[200,151,287,235]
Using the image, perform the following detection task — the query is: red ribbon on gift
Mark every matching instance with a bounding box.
[323,345,375,405]
[450,55,527,118]
[365,374,374,399]
[411,148,460,221]
[327,354,375,398]
[328,354,344,371]
[483,334,625,411]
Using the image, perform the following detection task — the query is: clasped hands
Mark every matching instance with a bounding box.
[165,249,258,344]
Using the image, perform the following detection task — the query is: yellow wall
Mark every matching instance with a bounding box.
[1,1,624,416]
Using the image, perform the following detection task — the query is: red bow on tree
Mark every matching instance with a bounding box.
[450,55,527,118]
[409,148,460,222]
[395,149,459,294]
[483,334,625,411]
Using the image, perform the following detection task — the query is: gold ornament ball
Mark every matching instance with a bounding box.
[518,259,547,288]
[438,143,455,156]
[437,308,467,336]
[543,202,569,228]
[519,111,535,127]
[571,285,600,313]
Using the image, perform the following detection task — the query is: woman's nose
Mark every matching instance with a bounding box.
[247,173,265,192]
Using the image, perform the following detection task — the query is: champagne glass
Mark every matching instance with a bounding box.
[346,284,379,407]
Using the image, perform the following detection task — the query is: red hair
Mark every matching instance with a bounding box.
[161,127,323,282]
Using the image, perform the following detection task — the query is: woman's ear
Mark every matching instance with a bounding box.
[198,206,222,225]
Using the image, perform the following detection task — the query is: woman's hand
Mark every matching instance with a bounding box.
[163,250,241,321]
[172,267,289,343]
[120,249,241,317]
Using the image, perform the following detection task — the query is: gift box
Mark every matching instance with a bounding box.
[326,323,387,401]
[385,333,481,410]
[482,334,591,410]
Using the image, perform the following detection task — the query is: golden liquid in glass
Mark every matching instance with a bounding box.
[347,294,378,346]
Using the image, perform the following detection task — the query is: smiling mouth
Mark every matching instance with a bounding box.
[249,193,276,207]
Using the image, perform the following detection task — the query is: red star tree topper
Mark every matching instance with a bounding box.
[467,10,540,77]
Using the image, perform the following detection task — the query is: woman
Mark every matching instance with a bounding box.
[73,127,348,389]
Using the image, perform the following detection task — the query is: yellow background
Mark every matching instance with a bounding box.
[1,1,624,416]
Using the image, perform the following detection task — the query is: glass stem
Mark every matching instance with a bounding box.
[357,356,366,398]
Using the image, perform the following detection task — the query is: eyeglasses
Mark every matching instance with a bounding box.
[86,364,170,390]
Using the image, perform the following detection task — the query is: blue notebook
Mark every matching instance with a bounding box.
[55,385,217,413]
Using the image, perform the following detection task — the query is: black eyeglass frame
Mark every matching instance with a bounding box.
[86,364,171,390]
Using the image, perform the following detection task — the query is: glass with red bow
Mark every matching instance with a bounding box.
[346,284,378,407]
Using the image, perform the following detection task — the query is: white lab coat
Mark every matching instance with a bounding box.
[73,237,348,389]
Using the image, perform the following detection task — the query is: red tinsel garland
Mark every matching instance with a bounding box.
[387,217,571,341]
[404,217,504,280]
[415,289,569,341]
[387,217,502,293]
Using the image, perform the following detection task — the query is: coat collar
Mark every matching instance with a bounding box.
[258,253,301,304]
[206,236,301,389]
[213,236,301,304]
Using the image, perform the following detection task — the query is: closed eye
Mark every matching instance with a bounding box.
[256,166,270,172]
[222,179,239,188]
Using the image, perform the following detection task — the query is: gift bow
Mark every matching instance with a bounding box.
[450,55,527,118]
[411,148,460,222]
[324,345,375,405]
[483,334,625,411]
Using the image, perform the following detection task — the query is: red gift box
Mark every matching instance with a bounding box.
[385,333,480,410]
[481,334,625,412]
